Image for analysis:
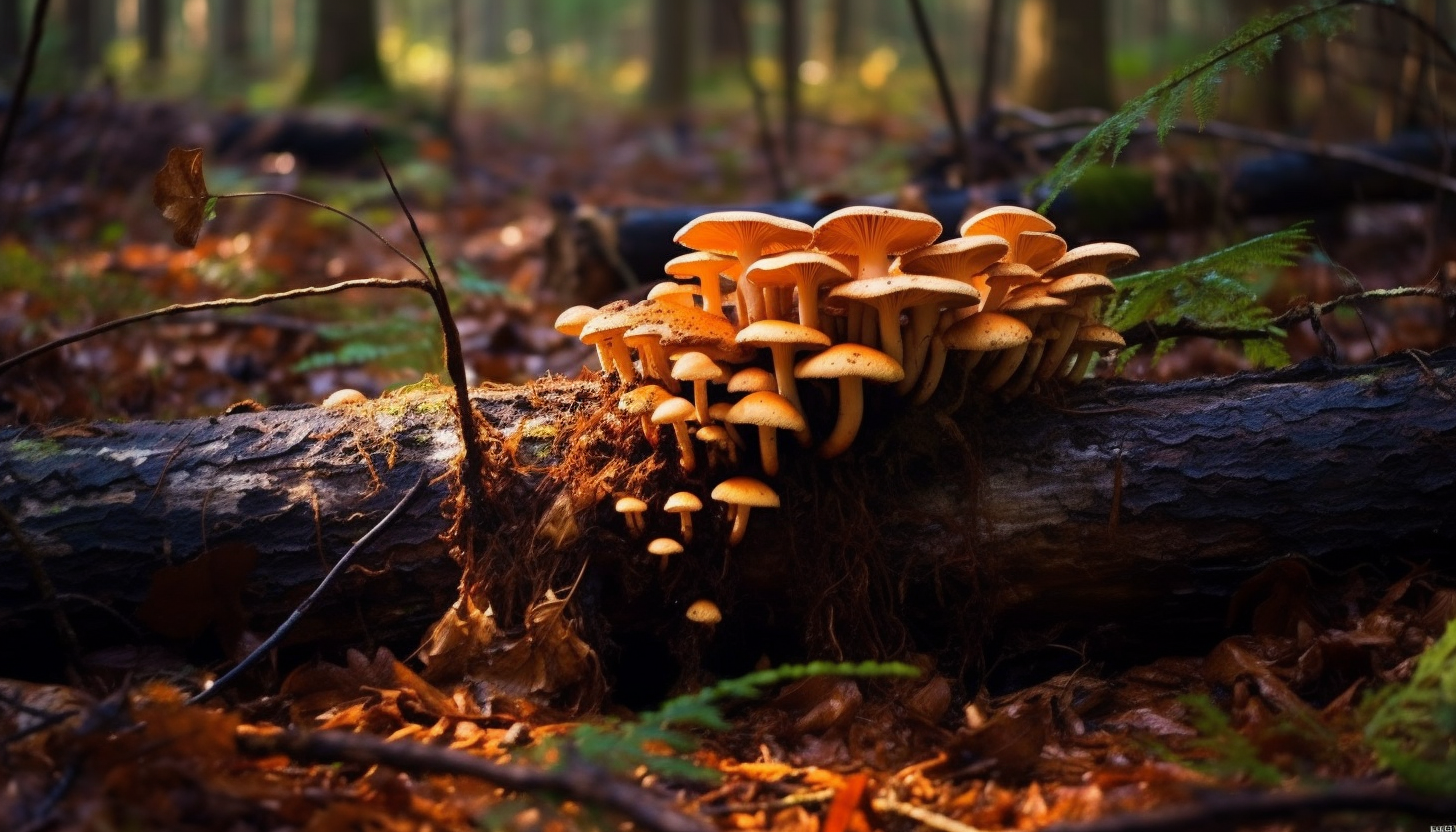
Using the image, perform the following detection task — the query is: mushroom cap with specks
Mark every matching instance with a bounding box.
[665,250,738,276]
[1047,273,1116,298]
[728,367,777,393]
[623,301,753,363]
[1041,242,1140,279]
[942,312,1034,351]
[794,343,904,384]
[1001,284,1070,313]
[811,206,942,259]
[674,211,813,256]
[577,300,634,344]
[711,476,780,509]
[725,391,807,433]
[647,282,699,306]
[322,389,367,407]
[1072,323,1127,351]
[685,599,723,624]
[959,205,1055,241]
[893,235,1008,280]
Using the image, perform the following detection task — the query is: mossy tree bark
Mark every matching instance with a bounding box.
[2,355,1454,687]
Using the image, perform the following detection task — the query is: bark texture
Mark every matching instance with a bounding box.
[2,355,1454,680]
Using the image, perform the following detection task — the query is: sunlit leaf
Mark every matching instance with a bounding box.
[152,147,212,248]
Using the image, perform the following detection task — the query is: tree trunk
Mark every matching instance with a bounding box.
[0,0,22,80]
[142,0,167,67]
[219,0,250,73]
[780,0,801,169]
[3,356,1454,683]
[1012,0,1112,112]
[66,0,97,78]
[300,0,387,102]
[645,0,692,118]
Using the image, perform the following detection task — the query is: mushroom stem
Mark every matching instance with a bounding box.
[767,345,812,447]
[592,344,613,376]
[678,514,693,543]
[1067,349,1099,383]
[909,333,948,406]
[608,339,636,384]
[872,303,906,366]
[728,506,753,546]
[1038,299,1096,380]
[898,305,941,396]
[819,376,865,458]
[982,311,1044,393]
[692,379,712,425]
[671,422,696,472]
[1001,335,1049,400]
[756,426,782,477]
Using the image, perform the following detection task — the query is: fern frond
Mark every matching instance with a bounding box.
[1035,1,1359,210]
[1363,618,1456,795]
[1106,224,1310,368]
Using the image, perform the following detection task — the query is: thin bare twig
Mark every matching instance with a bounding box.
[1040,782,1456,832]
[872,791,985,832]
[0,276,429,377]
[367,135,494,532]
[1271,286,1456,327]
[214,191,428,279]
[0,0,49,183]
[235,728,714,832]
[907,0,971,182]
[188,473,426,705]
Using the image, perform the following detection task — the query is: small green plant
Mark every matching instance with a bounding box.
[1035,1,1367,209]
[1147,693,1336,786]
[528,660,919,784]
[1363,618,1456,795]
[1103,224,1312,368]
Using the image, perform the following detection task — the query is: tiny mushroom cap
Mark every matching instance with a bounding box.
[1038,273,1117,380]
[728,367,777,394]
[811,206,943,279]
[671,351,727,424]
[322,388,367,407]
[674,211,814,325]
[794,344,904,458]
[685,599,723,626]
[664,491,703,542]
[615,496,648,537]
[1009,231,1068,273]
[711,476,780,546]
[695,424,738,466]
[648,537,684,571]
[959,205,1056,242]
[1065,323,1128,383]
[725,391,807,477]
[943,311,1035,353]
[743,251,853,332]
[553,305,599,337]
[1041,242,1140,279]
[652,396,700,473]
[665,250,738,317]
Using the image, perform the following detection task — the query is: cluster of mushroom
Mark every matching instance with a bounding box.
[554,205,1134,569]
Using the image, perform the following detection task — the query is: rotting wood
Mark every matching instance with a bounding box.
[1,353,1454,680]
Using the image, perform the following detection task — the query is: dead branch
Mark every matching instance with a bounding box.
[235,727,714,832]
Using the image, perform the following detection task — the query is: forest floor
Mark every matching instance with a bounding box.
[3,95,1456,830]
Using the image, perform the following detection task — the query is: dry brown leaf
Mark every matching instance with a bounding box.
[152,147,211,248]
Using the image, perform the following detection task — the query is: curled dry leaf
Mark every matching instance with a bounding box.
[152,147,212,248]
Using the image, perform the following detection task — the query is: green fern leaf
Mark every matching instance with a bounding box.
[1035,1,1359,210]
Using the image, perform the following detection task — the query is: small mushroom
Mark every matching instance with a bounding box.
[711,476,779,546]
[671,351,726,424]
[664,492,702,543]
[619,384,672,446]
[685,599,722,627]
[794,344,903,458]
[728,367,777,394]
[652,396,699,473]
[322,389,367,407]
[615,496,648,537]
[695,424,738,467]
[726,391,806,477]
[1064,324,1126,384]
[648,537,684,571]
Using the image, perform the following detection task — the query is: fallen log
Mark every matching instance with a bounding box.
[2,353,1454,692]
